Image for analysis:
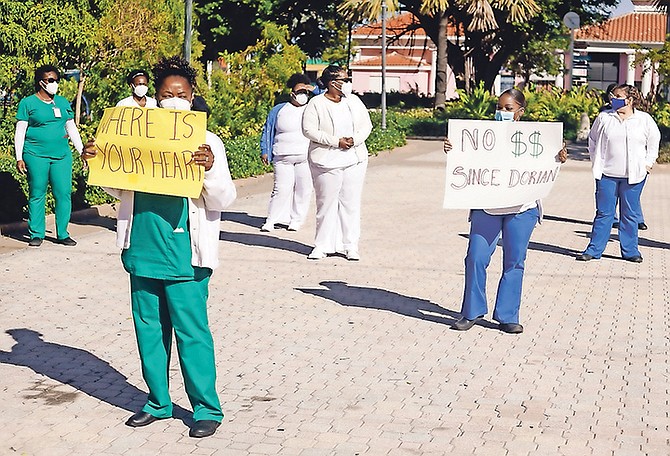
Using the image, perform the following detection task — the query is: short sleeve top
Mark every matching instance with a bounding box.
[16,94,74,159]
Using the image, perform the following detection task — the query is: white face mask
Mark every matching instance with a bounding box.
[341,82,353,97]
[133,84,149,98]
[293,93,309,106]
[43,81,59,95]
[159,97,191,111]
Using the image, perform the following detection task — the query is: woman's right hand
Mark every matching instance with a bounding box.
[16,160,27,174]
[338,137,354,150]
[443,137,452,154]
[261,154,269,166]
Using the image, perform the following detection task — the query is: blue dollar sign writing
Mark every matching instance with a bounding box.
[510,131,526,157]
[529,131,543,157]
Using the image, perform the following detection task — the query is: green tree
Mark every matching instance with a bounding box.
[207,23,306,139]
[194,0,348,61]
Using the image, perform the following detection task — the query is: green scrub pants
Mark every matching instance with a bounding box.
[129,270,223,422]
[23,153,73,240]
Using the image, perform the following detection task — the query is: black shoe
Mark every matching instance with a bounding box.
[624,255,643,263]
[451,316,481,331]
[28,238,43,247]
[576,253,595,261]
[189,420,221,438]
[125,411,165,427]
[499,323,524,334]
[638,222,648,230]
[55,237,77,246]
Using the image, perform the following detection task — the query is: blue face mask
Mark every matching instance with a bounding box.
[495,110,516,122]
[610,97,626,110]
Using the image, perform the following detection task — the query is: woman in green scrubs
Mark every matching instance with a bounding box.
[82,56,236,438]
[14,65,83,247]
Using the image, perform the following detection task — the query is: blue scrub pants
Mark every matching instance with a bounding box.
[461,207,539,324]
[584,175,645,259]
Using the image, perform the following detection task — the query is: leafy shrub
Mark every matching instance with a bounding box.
[221,133,272,179]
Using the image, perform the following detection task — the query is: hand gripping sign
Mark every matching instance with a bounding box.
[87,106,207,198]
[444,119,563,209]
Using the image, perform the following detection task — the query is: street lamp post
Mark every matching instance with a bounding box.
[381,1,387,130]
[184,0,193,63]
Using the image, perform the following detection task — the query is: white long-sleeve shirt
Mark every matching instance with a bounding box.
[588,109,661,184]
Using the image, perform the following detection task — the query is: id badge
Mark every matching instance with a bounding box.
[53,107,62,118]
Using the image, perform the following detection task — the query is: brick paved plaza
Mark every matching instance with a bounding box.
[0,140,668,455]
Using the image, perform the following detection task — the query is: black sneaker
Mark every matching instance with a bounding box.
[55,237,77,246]
[638,222,648,230]
[28,238,43,247]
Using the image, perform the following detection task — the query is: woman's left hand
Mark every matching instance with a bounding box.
[194,144,215,171]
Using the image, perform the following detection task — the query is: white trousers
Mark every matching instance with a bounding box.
[266,155,312,228]
[310,160,367,253]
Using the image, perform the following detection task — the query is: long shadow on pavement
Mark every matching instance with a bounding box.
[221,211,265,229]
[296,280,467,327]
[219,231,312,255]
[0,328,191,425]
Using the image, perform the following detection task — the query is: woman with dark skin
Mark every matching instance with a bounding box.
[445,89,567,334]
[82,56,236,438]
[15,65,84,247]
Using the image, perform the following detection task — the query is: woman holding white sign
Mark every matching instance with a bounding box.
[82,56,236,438]
[445,88,567,334]
[302,65,372,261]
[577,84,660,263]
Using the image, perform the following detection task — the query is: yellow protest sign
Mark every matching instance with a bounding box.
[87,106,207,198]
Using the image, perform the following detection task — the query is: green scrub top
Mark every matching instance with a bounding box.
[122,192,195,280]
[16,94,75,159]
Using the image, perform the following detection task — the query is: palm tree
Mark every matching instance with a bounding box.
[340,0,540,108]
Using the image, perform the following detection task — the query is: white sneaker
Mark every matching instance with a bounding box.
[345,250,360,261]
[260,223,275,232]
[287,223,300,232]
[307,248,327,260]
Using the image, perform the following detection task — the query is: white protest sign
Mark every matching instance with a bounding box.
[444,119,563,209]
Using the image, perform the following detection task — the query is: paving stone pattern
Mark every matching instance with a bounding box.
[0,140,668,455]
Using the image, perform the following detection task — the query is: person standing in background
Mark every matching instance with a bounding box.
[577,84,660,263]
[116,69,157,108]
[302,65,372,261]
[14,64,84,247]
[260,73,314,232]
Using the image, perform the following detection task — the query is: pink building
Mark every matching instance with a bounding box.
[350,12,459,99]
[572,0,668,94]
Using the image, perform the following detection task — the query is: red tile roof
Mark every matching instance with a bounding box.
[352,52,429,67]
[576,12,667,43]
[353,11,460,38]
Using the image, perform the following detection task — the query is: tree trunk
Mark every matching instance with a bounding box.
[433,12,449,109]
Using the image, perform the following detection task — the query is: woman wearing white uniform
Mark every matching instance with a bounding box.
[260,73,313,232]
[302,65,372,261]
[116,69,158,108]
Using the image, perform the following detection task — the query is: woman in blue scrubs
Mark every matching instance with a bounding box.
[445,89,567,334]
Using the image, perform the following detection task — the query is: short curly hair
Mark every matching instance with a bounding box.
[286,73,311,90]
[153,56,198,92]
[126,69,149,85]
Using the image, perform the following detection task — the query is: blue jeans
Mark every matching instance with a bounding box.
[584,175,645,259]
[461,207,539,324]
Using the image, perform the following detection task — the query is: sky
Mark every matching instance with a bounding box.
[611,0,634,16]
